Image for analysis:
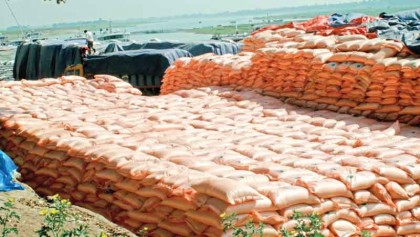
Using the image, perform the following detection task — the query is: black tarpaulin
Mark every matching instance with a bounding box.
[39,43,63,78]
[103,41,243,56]
[25,44,41,80]
[180,42,242,56]
[55,44,82,78]
[13,41,84,80]
[84,48,192,77]
[13,43,30,80]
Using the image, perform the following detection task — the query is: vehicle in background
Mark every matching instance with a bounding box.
[64,37,88,45]
[211,32,249,42]
[8,40,27,46]
[96,32,132,43]
[0,39,28,51]
[0,32,46,50]
[0,34,8,46]
[25,31,47,42]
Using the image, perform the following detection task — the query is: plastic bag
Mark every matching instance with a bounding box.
[0,150,23,192]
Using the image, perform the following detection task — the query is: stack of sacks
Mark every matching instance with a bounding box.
[248,13,378,50]
[305,38,406,114]
[250,15,330,37]
[400,60,420,109]
[242,28,307,52]
[162,35,420,125]
[243,29,358,53]
[1,77,420,236]
[243,27,414,58]
[252,10,420,55]
[252,48,330,99]
[162,53,255,94]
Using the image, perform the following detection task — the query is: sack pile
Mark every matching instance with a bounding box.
[0,76,420,236]
[250,14,378,45]
[242,28,412,55]
[161,33,420,125]
[250,10,420,55]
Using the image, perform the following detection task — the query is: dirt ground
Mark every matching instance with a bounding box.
[0,183,136,237]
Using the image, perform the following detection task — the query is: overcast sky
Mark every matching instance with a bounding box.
[1,0,359,28]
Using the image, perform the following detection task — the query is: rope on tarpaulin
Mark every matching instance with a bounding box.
[3,0,26,40]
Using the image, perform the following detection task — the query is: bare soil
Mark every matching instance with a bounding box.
[0,183,136,237]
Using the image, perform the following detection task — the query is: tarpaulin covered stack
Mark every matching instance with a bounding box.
[84,49,193,78]
[104,41,243,56]
[83,49,194,96]
[14,41,84,80]
[161,31,420,125]
[0,76,420,236]
[370,10,420,57]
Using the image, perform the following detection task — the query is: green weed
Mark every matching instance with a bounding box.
[0,198,20,237]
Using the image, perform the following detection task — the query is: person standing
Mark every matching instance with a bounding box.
[84,30,96,55]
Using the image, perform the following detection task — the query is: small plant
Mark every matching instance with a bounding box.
[361,230,372,237]
[137,227,149,237]
[221,212,265,237]
[0,198,20,237]
[280,211,324,237]
[36,194,88,237]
